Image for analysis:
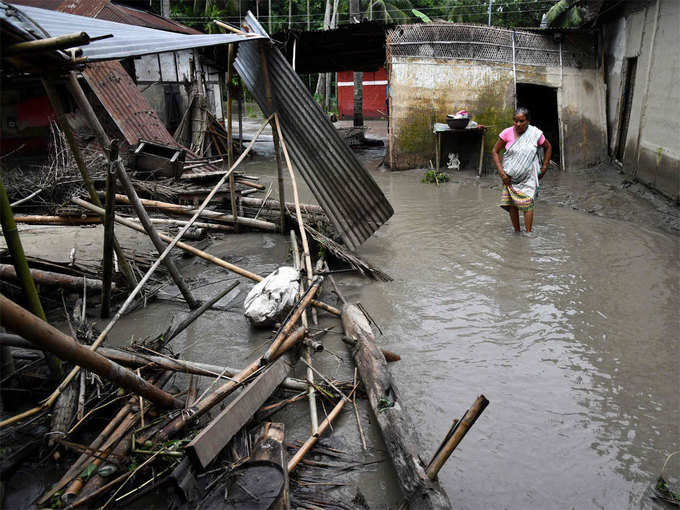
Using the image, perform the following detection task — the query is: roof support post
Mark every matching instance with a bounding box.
[259,40,286,234]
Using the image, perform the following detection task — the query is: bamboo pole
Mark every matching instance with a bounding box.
[0,175,62,380]
[115,164,199,309]
[425,395,489,479]
[0,335,310,392]
[107,194,276,231]
[260,278,322,365]
[101,140,117,318]
[74,198,341,317]
[0,294,183,410]
[227,43,239,232]
[0,264,108,291]
[5,32,90,55]
[290,230,318,434]
[156,326,307,441]
[12,216,102,225]
[287,383,358,473]
[239,196,325,216]
[258,40,286,233]
[41,78,137,288]
[165,281,240,342]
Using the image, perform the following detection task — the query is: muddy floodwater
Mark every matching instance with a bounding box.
[5,121,678,509]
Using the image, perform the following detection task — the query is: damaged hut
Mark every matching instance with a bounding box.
[385,23,607,172]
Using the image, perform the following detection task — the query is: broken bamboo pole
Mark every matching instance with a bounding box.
[5,32,89,56]
[260,278,322,365]
[0,175,62,380]
[73,198,341,317]
[426,395,489,479]
[116,165,199,309]
[342,303,451,509]
[108,194,276,231]
[0,264,109,291]
[42,78,137,288]
[0,294,183,411]
[287,383,358,473]
[165,280,240,342]
[101,140,117,318]
[156,326,307,442]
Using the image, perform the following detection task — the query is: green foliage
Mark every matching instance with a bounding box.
[421,170,449,184]
[377,396,395,412]
[411,8,432,22]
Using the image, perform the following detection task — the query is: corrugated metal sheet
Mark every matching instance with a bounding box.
[12,4,264,61]
[234,13,393,250]
[56,0,107,17]
[83,61,179,147]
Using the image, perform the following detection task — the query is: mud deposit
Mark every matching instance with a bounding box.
[3,122,678,509]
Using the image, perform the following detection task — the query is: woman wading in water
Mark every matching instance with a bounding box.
[492,107,552,232]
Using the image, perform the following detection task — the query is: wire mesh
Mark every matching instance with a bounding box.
[387,23,596,69]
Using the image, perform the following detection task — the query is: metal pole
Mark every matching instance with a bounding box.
[488,0,493,26]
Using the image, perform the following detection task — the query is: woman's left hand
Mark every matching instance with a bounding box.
[538,167,547,180]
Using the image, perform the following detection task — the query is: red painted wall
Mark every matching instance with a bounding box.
[337,68,387,120]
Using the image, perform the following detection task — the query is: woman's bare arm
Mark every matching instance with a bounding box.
[539,139,552,179]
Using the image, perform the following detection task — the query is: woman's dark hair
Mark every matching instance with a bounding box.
[513,107,531,120]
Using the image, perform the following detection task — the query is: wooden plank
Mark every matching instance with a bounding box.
[186,354,293,469]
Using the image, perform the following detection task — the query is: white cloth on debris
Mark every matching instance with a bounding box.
[244,266,300,326]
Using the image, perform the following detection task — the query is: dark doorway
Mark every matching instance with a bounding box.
[615,57,637,162]
[516,83,561,164]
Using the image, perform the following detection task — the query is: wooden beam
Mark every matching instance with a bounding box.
[187,354,293,469]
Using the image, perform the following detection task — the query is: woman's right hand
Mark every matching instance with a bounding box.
[499,171,511,186]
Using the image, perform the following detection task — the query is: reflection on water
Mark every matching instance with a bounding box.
[355,169,679,509]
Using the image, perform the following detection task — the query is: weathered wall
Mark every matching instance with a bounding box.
[603,0,680,200]
[134,49,224,130]
[388,57,607,171]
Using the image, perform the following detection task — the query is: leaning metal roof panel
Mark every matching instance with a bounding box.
[234,13,393,250]
[83,61,179,147]
[10,4,264,61]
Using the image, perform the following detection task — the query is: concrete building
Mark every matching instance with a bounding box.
[601,0,679,201]
[385,24,607,172]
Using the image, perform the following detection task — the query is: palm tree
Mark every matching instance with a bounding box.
[365,0,415,24]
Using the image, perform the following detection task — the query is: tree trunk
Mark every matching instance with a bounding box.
[342,304,451,509]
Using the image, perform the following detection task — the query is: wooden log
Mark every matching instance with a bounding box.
[0,264,109,291]
[186,353,293,469]
[252,423,289,510]
[342,304,451,509]
[0,294,183,410]
[156,326,307,442]
[110,194,277,232]
[73,198,341,316]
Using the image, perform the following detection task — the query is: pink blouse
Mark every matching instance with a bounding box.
[499,127,545,150]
